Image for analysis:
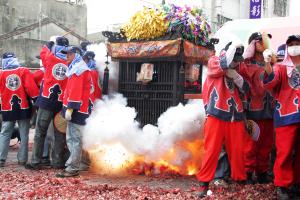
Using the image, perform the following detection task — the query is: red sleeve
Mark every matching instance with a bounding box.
[263,64,282,91]
[32,69,44,87]
[21,68,39,99]
[202,79,208,107]
[207,56,226,78]
[238,62,251,80]
[66,74,84,110]
[40,46,52,68]
[0,71,2,98]
[93,71,102,99]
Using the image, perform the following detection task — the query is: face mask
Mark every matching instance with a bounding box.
[288,45,300,56]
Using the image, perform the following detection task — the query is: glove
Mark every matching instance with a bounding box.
[226,68,240,79]
[226,69,244,89]
[46,41,54,50]
[263,49,272,63]
[65,109,73,121]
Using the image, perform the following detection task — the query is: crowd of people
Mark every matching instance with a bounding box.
[197,33,300,200]
[0,36,102,178]
[0,32,299,200]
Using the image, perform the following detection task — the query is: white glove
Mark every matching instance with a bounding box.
[65,109,73,121]
[226,69,244,89]
[263,49,273,63]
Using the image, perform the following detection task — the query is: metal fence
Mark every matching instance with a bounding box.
[118,60,185,126]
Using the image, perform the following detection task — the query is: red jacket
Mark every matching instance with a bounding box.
[0,67,39,121]
[35,46,68,112]
[61,70,93,125]
[263,61,300,127]
[240,59,274,120]
[203,56,248,122]
[90,70,102,101]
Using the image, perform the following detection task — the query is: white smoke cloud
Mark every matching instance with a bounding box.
[83,44,207,172]
[83,93,206,164]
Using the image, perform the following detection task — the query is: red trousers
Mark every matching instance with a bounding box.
[196,116,247,182]
[274,123,300,188]
[244,119,274,174]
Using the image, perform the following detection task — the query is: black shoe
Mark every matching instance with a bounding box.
[56,170,79,178]
[291,184,300,197]
[0,160,5,167]
[246,172,255,184]
[18,161,26,166]
[195,182,209,198]
[257,172,271,184]
[25,163,41,170]
[51,165,65,169]
[276,187,290,200]
[41,157,51,166]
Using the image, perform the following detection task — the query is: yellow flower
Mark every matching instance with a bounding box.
[121,7,168,40]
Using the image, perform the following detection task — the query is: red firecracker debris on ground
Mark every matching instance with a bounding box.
[0,149,277,199]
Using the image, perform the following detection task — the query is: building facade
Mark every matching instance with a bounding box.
[0,0,87,67]
[200,0,290,32]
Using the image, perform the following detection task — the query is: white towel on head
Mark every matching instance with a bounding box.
[243,40,256,60]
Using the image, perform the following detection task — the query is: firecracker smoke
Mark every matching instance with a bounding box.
[83,43,207,175]
[83,94,206,175]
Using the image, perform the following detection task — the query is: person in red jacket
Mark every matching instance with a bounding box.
[80,50,102,171]
[26,36,69,170]
[83,51,102,100]
[196,42,248,198]
[241,32,274,184]
[56,46,93,178]
[0,52,39,167]
[263,35,300,200]
[31,56,55,167]
[30,56,45,129]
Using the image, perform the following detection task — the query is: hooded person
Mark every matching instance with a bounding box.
[55,46,93,178]
[240,32,275,184]
[26,36,69,170]
[83,51,102,100]
[80,41,91,54]
[0,52,39,167]
[276,44,286,63]
[263,35,300,200]
[196,42,249,198]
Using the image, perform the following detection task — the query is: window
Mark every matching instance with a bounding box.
[273,0,287,16]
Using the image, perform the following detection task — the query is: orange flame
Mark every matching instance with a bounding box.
[87,139,204,176]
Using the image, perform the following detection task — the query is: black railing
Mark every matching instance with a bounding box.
[118,61,184,126]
